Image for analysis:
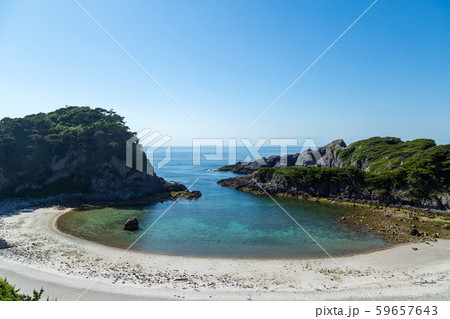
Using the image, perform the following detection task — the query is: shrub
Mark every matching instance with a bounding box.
[0,278,43,301]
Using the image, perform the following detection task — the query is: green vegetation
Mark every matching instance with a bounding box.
[0,106,132,161]
[255,140,450,203]
[0,106,138,198]
[337,136,437,172]
[256,166,366,186]
[0,278,43,301]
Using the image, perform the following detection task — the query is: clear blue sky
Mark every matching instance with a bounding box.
[0,0,449,146]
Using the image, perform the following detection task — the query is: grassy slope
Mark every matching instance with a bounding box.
[336,137,437,172]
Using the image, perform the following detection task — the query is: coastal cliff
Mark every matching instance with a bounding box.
[0,106,191,204]
[218,137,450,214]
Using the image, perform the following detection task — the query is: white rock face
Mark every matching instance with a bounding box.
[270,139,347,169]
[296,139,347,168]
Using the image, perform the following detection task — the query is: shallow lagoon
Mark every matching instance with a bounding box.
[58,147,389,258]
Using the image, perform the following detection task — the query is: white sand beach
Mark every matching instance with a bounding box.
[0,207,449,301]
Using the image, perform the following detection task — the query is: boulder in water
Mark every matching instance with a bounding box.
[124,217,139,231]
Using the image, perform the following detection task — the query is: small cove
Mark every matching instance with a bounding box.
[57,146,390,258]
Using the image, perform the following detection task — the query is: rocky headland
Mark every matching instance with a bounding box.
[0,106,200,211]
[217,136,450,242]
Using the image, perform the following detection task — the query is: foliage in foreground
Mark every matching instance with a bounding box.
[0,278,43,301]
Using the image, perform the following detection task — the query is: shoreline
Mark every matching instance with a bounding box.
[1,207,449,300]
[56,208,399,261]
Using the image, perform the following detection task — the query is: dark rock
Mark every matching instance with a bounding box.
[216,161,264,174]
[0,238,10,249]
[171,190,203,200]
[124,217,139,231]
[410,228,420,236]
[183,191,202,200]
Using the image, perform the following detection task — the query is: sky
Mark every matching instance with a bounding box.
[0,0,449,146]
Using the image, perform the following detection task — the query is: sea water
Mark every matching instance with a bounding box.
[58,146,388,258]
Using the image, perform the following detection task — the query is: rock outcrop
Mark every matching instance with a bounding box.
[293,139,346,168]
[217,136,450,215]
[217,139,346,174]
[182,190,202,200]
[0,106,200,204]
[217,169,450,215]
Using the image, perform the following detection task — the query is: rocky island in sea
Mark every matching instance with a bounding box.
[0,106,200,208]
[218,137,450,214]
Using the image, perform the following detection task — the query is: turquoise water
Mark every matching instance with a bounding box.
[58,146,389,258]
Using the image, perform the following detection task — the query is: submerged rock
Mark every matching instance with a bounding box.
[184,191,202,200]
[124,217,139,231]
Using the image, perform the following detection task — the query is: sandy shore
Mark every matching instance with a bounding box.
[0,207,449,301]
